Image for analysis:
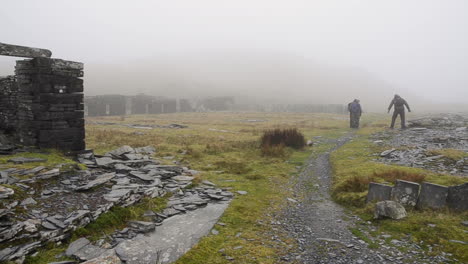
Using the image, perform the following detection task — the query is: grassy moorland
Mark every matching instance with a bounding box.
[85,112,348,264]
[4,112,467,263]
[330,118,468,262]
[15,112,349,264]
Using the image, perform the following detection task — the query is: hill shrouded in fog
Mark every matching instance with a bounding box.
[84,52,418,112]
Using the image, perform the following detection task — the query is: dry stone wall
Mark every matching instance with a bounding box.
[0,57,85,151]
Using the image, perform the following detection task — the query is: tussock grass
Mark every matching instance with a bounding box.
[260,128,305,150]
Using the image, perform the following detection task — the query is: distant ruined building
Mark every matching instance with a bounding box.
[0,42,85,151]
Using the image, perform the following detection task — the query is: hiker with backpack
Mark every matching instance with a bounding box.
[388,94,411,129]
[348,99,362,128]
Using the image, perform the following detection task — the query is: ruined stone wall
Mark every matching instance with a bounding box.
[15,58,85,150]
[271,104,347,114]
[179,99,193,112]
[0,58,85,150]
[84,95,126,116]
[0,76,18,132]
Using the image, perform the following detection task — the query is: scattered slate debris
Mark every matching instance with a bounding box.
[0,145,232,262]
[373,114,468,176]
[86,121,188,130]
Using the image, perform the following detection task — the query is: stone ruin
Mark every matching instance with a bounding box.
[85,94,186,116]
[0,42,85,151]
[367,180,468,211]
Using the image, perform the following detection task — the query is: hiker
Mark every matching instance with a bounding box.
[347,99,362,128]
[388,94,411,129]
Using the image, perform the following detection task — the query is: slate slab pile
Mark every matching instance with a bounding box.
[0,145,233,263]
[373,114,468,176]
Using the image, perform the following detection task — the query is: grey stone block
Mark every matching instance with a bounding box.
[374,200,407,220]
[416,182,448,209]
[391,180,420,207]
[447,183,468,211]
[366,182,392,203]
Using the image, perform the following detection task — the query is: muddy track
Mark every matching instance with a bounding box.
[277,134,449,264]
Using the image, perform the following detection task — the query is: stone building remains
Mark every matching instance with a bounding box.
[0,42,85,151]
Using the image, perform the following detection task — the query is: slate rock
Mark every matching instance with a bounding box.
[95,157,116,167]
[46,216,67,229]
[75,172,115,191]
[172,175,194,182]
[113,163,134,171]
[6,241,41,261]
[20,197,37,206]
[0,186,14,199]
[134,146,156,154]
[447,183,468,211]
[107,145,135,158]
[65,210,90,225]
[123,153,144,160]
[115,202,229,264]
[129,171,156,182]
[366,182,392,203]
[82,249,122,264]
[0,171,8,184]
[74,244,106,261]
[162,207,181,217]
[23,166,46,175]
[416,182,448,209]
[374,200,407,220]
[36,169,60,179]
[236,191,248,195]
[391,180,420,207]
[380,149,396,157]
[41,221,58,230]
[104,189,132,202]
[128,221,156,233]
[65,237,90,256]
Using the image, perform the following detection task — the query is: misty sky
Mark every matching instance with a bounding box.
[1,0,467,104]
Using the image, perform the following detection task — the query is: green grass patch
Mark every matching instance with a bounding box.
[330,118,468,262]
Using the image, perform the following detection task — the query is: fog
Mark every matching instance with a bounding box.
[1,0,467,111]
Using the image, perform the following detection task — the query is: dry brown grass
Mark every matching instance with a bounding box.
[335,169,426,194]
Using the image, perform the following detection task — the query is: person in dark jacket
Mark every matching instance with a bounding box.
[388,94,411,129]
[348,99,362,128]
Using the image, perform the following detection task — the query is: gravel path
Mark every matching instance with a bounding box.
[277,134,451,264]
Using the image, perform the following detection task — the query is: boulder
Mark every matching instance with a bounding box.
[447,183,468,211]
[374,201,407,220]
[391,180,420,207]
[366,182,392,203]
[416,182,448,209]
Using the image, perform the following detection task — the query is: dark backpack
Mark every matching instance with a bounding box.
[349,102,360,113]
